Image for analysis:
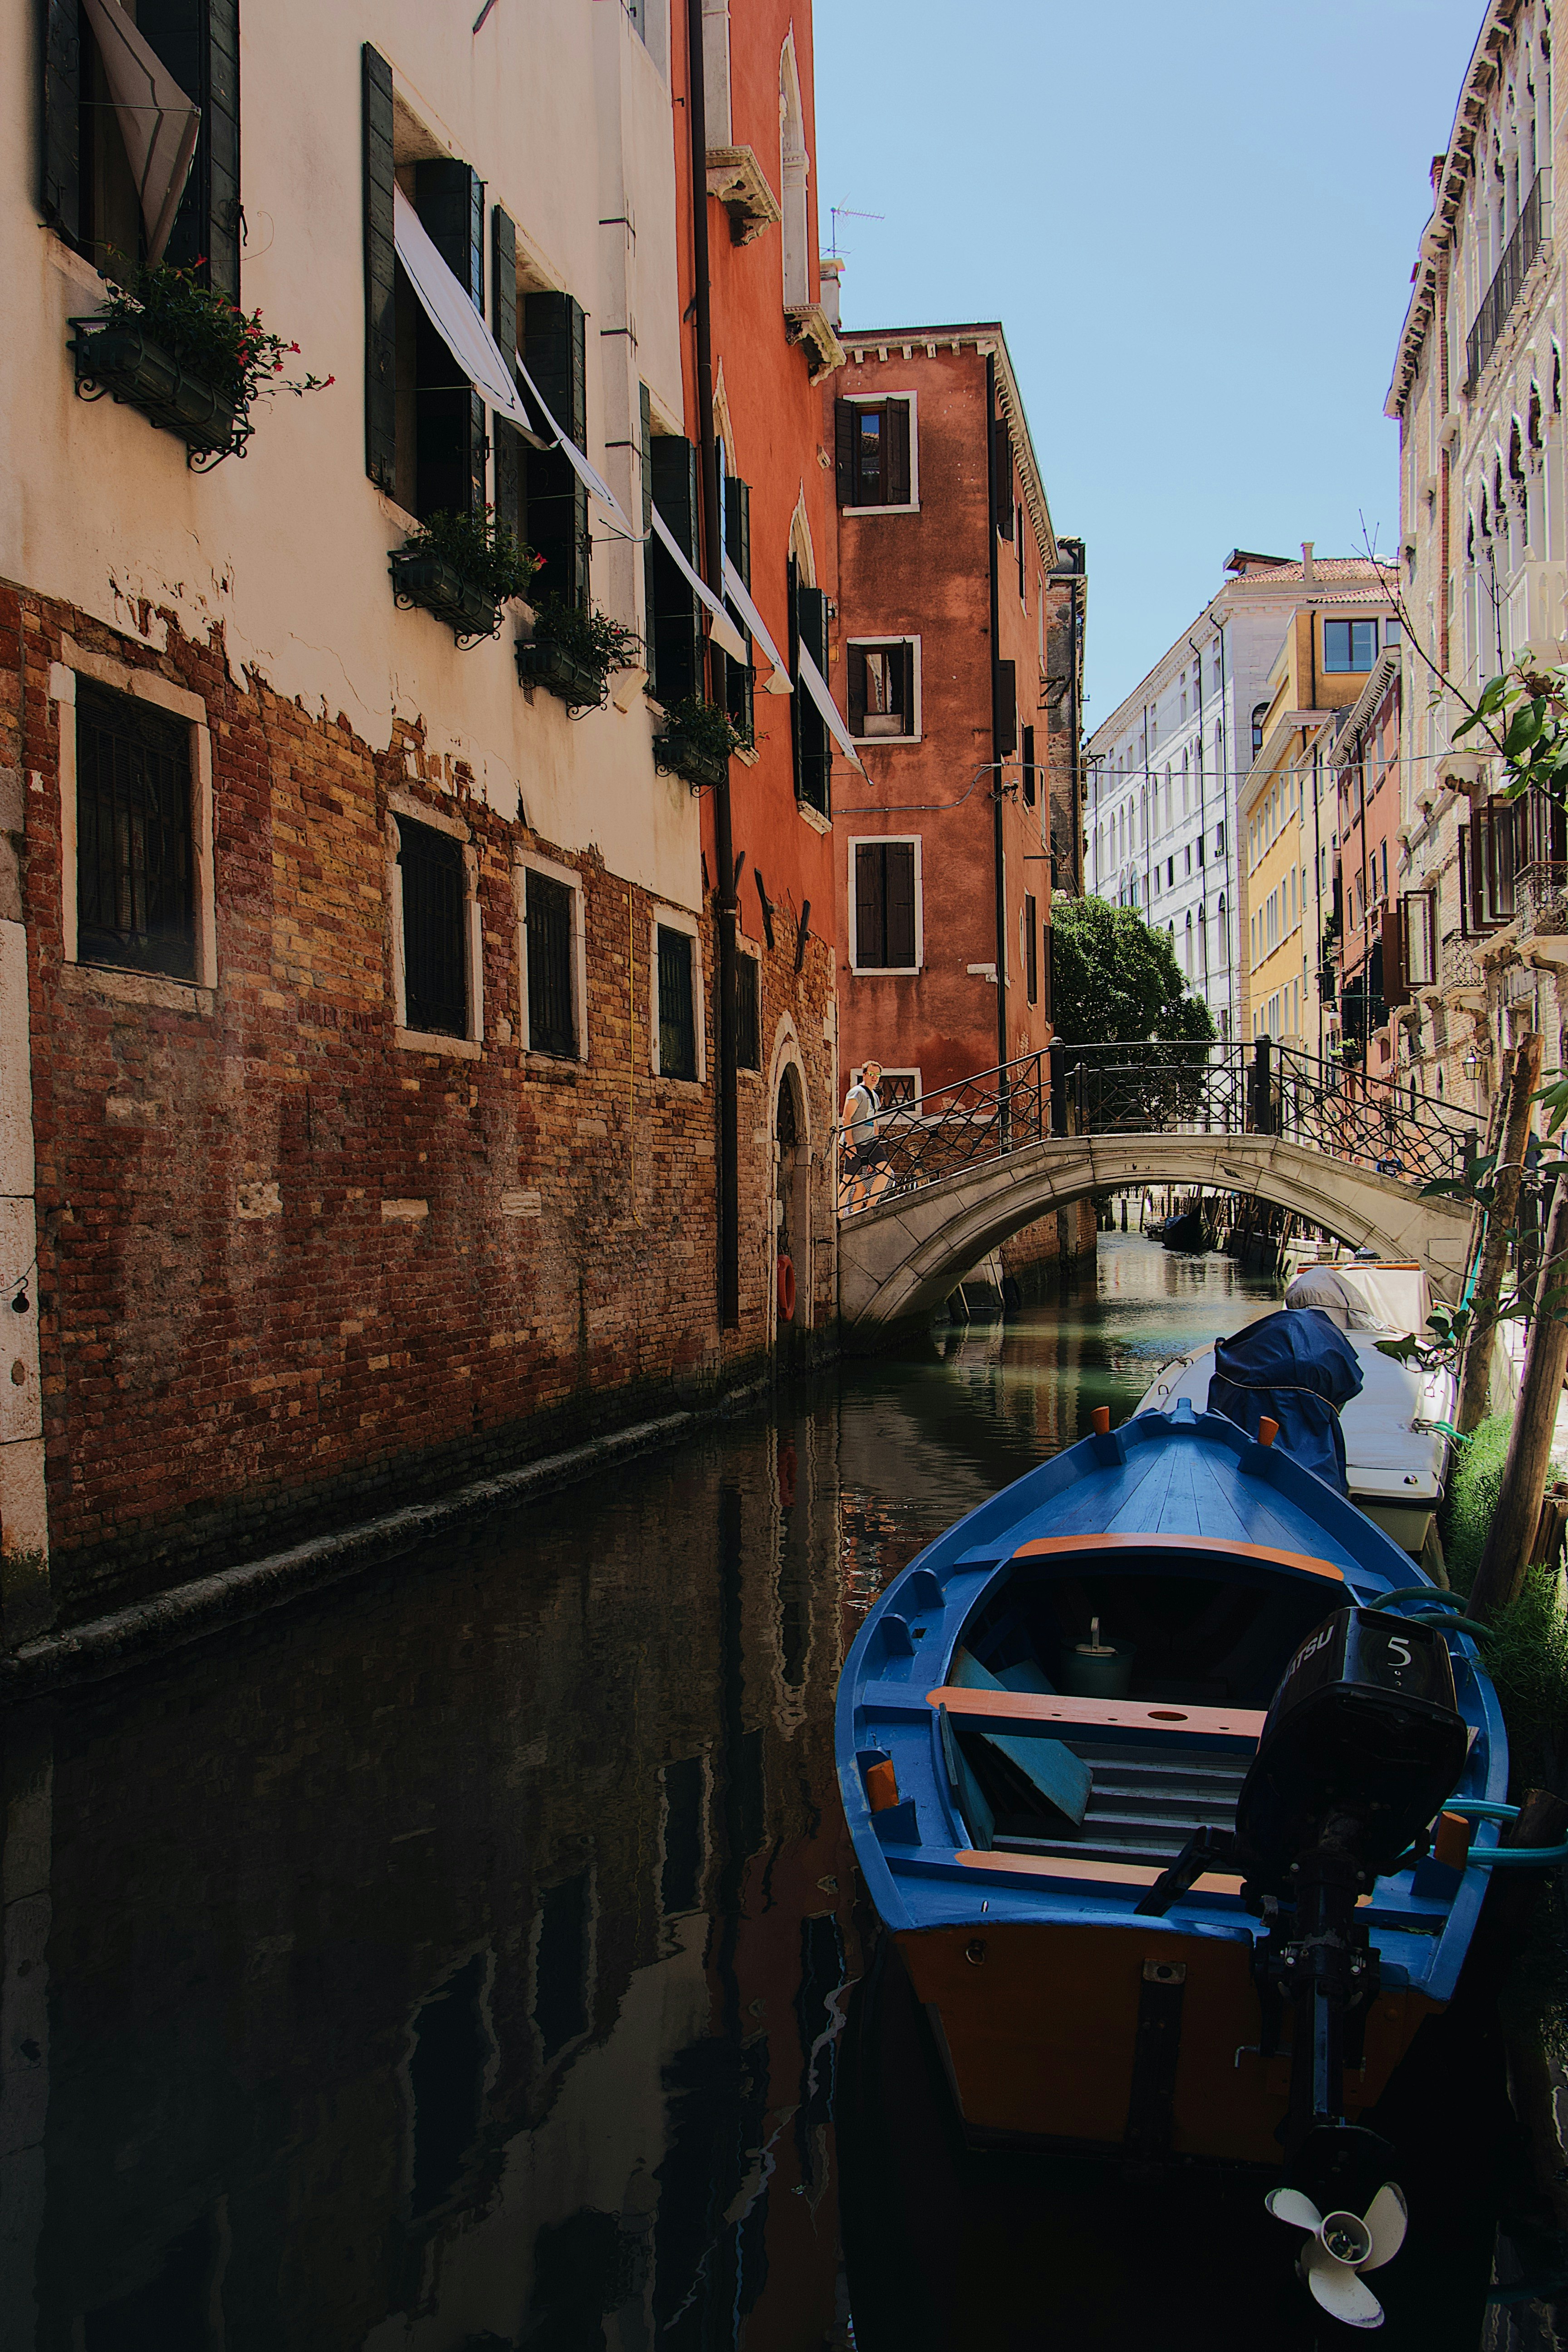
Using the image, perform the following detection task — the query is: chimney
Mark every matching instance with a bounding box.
[1301,541,1316,582]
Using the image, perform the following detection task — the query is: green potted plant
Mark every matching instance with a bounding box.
[654,695,750,789]
[517,598,639,710]
[390,507,542,647]
[70,258,331,467]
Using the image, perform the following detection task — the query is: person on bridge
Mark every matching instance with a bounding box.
[840,1061,892,1212]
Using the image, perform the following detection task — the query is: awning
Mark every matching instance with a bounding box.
[82,0,200,265]
[513,353,632,529]
[392,185,536,435]
[650,507,750,665]
[721,554,792,695]
[799,646,867,775]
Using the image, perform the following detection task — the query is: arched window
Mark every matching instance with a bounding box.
[779,37,809,309]
[1181,747,1189,815]
[1217,893,1228,965]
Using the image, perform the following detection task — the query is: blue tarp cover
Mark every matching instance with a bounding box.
[1206,1307,1364,1494]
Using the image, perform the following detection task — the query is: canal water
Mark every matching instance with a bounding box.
[0,1239,1519,2348]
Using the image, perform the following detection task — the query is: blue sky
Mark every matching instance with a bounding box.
[813,0,1483,721]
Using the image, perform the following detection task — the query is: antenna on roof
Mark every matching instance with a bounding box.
[829,204,885,258]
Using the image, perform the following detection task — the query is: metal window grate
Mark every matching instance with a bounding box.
[1466,172,1545,390]
[75,680,196,979]
[526,869,576,1056]
[657,925,696,1079]
[399,818,468,1037]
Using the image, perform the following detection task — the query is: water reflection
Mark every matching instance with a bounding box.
[5,1235,1502,2351]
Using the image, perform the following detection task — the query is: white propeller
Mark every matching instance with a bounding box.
[1264,2180,1408,2330]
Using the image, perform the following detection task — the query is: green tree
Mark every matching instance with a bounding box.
[1050,896,1217,1047]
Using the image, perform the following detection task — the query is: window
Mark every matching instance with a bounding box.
[1251,703,1268,759]
[736,950,760,1071]
[1323,618,1379,671]
[656,923,697,1080]
[525,868,576,1058]
[44,0,240,297]
[1024,893,1039,1004]
[523,290,590,606]
[722,460,755,742]
[834,397,913,508]
[75,680,196,980]
[644,397,701,706]
[661,1758,706,1916]
[852,840,918,971]
[847,640,917,739]
[1384,615,1402,644]
[399,818,468,1039]
[1021,723,1036,807]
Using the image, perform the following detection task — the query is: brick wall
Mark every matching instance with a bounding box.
[2,588,838,1627]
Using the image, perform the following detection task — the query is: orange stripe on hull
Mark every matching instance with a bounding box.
[897,1921,1441,2164]
[927,1687,1267,1742]
[1009,1532,1346,1582]
[953,1848,1245,1895]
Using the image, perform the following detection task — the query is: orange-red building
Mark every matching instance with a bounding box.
[827,325,1091,1278]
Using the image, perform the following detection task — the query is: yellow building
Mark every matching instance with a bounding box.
[1240,563,1396,1052]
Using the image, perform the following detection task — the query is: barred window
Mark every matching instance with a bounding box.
[526,869,576,1058]
[737,952,760,1071]
[399,818,467,1038]
[657,925,697,1079]
[75,680,196,980]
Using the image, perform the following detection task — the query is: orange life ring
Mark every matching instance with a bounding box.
[777,1253,796,1322]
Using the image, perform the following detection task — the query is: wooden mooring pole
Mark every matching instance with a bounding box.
[1468,1165,1568,1621]
[1455,1032,1543,1437]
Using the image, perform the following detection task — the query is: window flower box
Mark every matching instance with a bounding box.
[69,318,239,466]
[654,732,729,792]
[388,549,501,648]
[516,636,606,710]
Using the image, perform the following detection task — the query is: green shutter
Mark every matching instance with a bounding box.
[649,433,701,706]
[492,205,523,544]
[995,658,1017,758]
[416,159,486,520]
[724,476,753,741]
[39,0,81,241]
[886,844,916,968]
[834,399,856,505]
[361,44,397,494]
[790,563,832,816]
[142,0,241,294]
[525,292,590,608]
[640,382,657,694]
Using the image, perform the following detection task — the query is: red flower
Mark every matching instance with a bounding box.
[324,374,336,386]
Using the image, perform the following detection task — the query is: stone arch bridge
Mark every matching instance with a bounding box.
[837,1042,1475,1335]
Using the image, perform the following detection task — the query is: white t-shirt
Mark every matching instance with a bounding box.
[843,1083,880,1144]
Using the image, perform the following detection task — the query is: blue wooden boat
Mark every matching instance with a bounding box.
[836,1397,1513,2316]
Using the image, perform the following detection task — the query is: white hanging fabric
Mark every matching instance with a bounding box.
[513,353,631,526]
[720,554,792,695]
[82,0,201,266]
[798,646,868,775]
[392,185,535,433]
[649,508,750,665]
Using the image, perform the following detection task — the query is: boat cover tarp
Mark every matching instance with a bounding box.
[1207,1307,1364,1493]
[1284,1263,1429,1334]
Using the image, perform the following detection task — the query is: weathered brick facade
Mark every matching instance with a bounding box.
[2,588,838,1627]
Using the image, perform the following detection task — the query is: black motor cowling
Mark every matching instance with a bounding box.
[1235,1607,1468,1896]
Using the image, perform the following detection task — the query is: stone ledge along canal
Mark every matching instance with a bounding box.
[0,1236,1532,2348]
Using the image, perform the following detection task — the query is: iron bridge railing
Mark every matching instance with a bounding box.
[838,1039,1480,1220]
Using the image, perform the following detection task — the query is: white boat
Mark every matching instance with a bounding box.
[1135,1261,1455,1563]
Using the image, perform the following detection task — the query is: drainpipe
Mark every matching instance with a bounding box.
[987,353,1008,1078]
[685,0,739,1330]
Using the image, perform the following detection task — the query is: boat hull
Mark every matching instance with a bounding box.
[897,1917,1443,2161]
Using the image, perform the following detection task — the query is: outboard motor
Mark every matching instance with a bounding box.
[1139,1608,1467,2215]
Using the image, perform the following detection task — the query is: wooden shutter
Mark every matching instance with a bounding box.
[898,641,916,735]
[993,421,1014,535]
[140,0,241,294]
[887,399,911,504]
[790,565,832,814]
[1458,822,1473,935]
[1025,894,1039,1003]
[525,292,590,606]
[415,160,486,520]
[1042,922,1054,1022]
[649,433,701,706]
[492,206,523,546]
[1021,721,1036,806]
[724,477,753,740]
[846,646,866,737]
[361,44,397,494]
[39,0,81,241]
[886,844,916,968]
[834,400,856,505]
[640,383,658,693]
[1382,902,1408,1008]
[854,844,884,967]
[995,658,1017,757]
